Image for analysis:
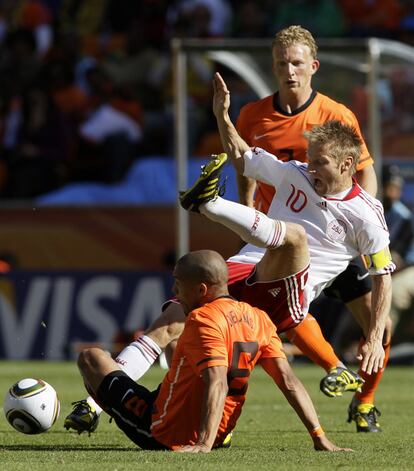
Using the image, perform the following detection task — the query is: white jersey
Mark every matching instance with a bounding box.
[228,147,395,312]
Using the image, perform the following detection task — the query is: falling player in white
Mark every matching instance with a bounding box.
[226,143,392,318]
[210,71,395,375]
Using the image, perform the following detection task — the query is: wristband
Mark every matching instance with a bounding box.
[310,425,325,438]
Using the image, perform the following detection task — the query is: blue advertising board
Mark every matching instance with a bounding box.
[0,271,173,360]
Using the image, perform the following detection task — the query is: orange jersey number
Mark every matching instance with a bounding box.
[227,341,259,396]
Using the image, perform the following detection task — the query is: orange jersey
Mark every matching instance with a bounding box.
[150,297,285,450]
[236,91,373,213]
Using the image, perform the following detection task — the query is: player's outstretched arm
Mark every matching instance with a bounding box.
[357,272,392,374]
[212,72,250,175]
[175,365,228,453]
[260,357,353,452]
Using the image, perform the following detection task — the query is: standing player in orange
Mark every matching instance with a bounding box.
[235,25,390,432]
[75,250,350,452]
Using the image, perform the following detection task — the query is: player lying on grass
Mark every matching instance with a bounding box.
[65,79,394,438]
[75,250,352,452]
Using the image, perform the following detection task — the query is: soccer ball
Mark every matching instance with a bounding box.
[3,378,60,434]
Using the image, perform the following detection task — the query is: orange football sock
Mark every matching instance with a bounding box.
[355,339,391,405]
[286,314,340,371]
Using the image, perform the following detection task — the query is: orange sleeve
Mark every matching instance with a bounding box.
[337,105,373,170]
[260,333,287,360]
[183,310,229,375]
[256,309,287,360]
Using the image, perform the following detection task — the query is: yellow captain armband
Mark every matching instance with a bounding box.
[363,247,392,270]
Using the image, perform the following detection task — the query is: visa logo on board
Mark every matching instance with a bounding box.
[0,272,172,360]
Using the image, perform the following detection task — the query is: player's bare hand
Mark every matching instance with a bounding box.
[357,339,385,375]
[313,436,353,452]
[175,444,211,453]
[212,72,230,118]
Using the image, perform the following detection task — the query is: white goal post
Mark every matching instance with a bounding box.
[172,37,414,258]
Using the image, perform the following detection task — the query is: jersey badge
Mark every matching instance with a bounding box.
[327,219,347,241]
[317,201,327,210]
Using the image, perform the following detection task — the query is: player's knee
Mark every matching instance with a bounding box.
[77,347,103,373]
[77,348,95,373]
[284,223,307,249]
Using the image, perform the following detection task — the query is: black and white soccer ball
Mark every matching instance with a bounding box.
[3,378,60,434]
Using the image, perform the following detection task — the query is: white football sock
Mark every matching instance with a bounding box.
[115,335,162,380]
[201,196,286,248]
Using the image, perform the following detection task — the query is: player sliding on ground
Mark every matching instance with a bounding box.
[74,250,352,452]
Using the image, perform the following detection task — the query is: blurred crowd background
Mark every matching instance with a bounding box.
[1,0,414,362]
[0,0,414,199]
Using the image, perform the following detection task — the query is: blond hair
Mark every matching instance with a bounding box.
[272,25,318,59]
[304,120,361,173]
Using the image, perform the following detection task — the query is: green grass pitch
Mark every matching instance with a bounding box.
[0,361,413,470]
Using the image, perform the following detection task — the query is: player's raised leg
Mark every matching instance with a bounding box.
[180,154,290,255]
[181,152,312,315]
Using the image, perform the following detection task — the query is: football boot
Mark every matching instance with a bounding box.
[320,366,364,397]
[179,153,227,212]
[348,397,382,432]
[64,399,100,435]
